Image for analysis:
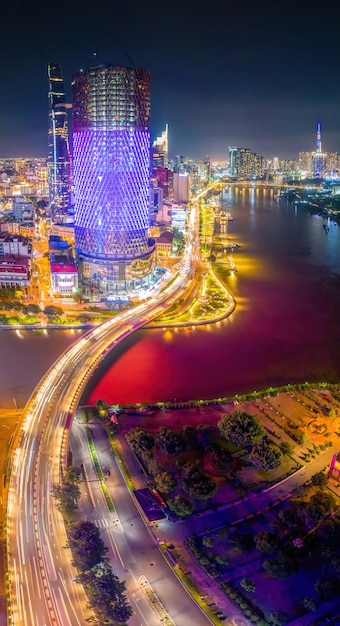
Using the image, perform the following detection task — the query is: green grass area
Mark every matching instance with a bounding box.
[156,268,231,324]
[108,434,135,491]
[2,315,40,325]
[86,427,115,512]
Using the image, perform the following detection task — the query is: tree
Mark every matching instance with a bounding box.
[68,521,108,570]
[255,531,281,554]
[230,533,254,552]
[215,554,229,565]
[168,495,194,518]
[303,596,318,612]
[265,611,288,626]
[64,465,82,484]
[73,289,84,303]
[207,445,232,469]
[181,462,217,500]
[80,560,132,624]
[95,399,110,419]
[315,577,339,600]
[182,425,199,447]
[157,426,186,456]
[298,491,336,530]
[111,594,133,623]
[154,471,176,494]
[317,514,340,548]
[279,441,294,455]
[241,577,256,592]
[126,427,154,456]
[299,432,308,445]
[311,471,328,488]
[331,554,340,573]
[146,457,161,477]
[218,410,264,447]
[44,305,64,318]
[27,303,41,316]
[263,555,297,578]
[251,442,282,470]
[202,536,214,548]
[278,506,299,528]
[52,481,80,514]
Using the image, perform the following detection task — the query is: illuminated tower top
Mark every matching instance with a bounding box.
[316,122,322,153]
[152,124,168,172]
[47,62,71,218]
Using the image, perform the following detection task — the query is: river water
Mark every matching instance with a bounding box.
[1,187,340,409]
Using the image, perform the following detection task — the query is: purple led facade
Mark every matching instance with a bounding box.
[72,64,154,292]
[73,129,150,258]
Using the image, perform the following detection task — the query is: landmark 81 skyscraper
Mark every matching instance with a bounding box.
[72,63,155,295]
[47,63,71,218]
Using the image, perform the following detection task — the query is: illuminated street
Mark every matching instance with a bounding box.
[6,201,212,625]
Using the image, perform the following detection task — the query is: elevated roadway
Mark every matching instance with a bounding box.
[6,202,211,626]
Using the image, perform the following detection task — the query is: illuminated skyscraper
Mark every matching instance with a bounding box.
[316,122,322,153]
[312,122,326,178]
[47,63,71,218]
[152,124,168,173]
[72,63,155,295]
[229,147,263,179]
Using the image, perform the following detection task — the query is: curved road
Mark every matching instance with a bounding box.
[7,202,212,626]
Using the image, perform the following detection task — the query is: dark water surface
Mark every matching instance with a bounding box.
[1,187,340,409]
[0,329,84,408]
[84,187,340,404]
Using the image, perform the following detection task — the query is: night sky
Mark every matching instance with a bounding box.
[1,0,340,160]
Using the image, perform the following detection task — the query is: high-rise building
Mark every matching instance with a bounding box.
[229,147,238,178]
[155,167,174,202]
[197,158,211,184]
[298,152,313,176]
[311,122,327,179]
[174,172,190,203]
[72,63,155,295]
[152,124,168,173]
[47,63,71,219]
[229,147,264,179]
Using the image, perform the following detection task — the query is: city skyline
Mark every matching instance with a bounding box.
[1,0,340,159]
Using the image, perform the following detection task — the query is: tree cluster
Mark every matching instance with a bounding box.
[156,426,186,456]
[44,305,64,318]
[206,444,232,469]
[167,495,194,518]
[297,491,336,530]
[218,410,264,447]
[255,531,281,554]
[52,466,81,514]
[68,521,108,570]
[125,427,155,456]
[251,440,283,470]
[70,526,133,625]
[181,462,217,500]
[0,301,40,316]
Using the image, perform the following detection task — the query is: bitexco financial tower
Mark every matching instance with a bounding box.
[72,63,155,296]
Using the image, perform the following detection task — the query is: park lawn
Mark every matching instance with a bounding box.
[6,315,39,325]
[209,534,260,572]
[236,450,299,490]
[239,564,322,622]
[207,431,242,453]
[155,446,202,473]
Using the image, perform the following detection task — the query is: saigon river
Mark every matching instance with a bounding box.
[1,186,340,409]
